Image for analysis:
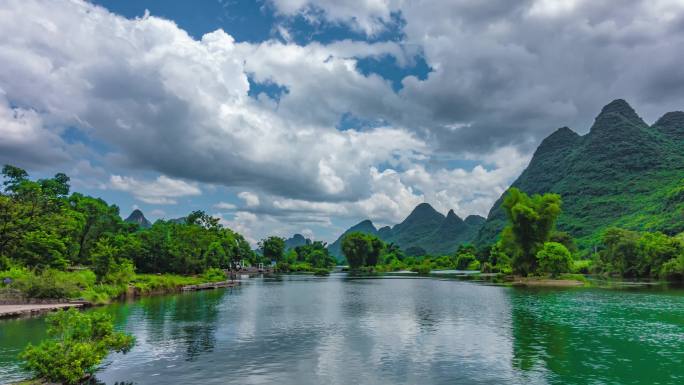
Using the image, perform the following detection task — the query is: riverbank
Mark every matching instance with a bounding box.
[0,267,239,319]
[510,277,586,287]
[0,302,87,318]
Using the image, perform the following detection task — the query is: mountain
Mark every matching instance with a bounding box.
[327,220,378,260]
[284,234,311,250]
[124,209,152,228]
[476,99,684,249]
[328,205,485,260]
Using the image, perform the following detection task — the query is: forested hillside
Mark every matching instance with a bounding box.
[476,100,684,249]
[328,204,485,260]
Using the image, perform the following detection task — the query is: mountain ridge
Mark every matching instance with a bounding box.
[475,99,684,248]
[328,203,485,260]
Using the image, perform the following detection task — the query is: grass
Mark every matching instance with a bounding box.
[0,267,228,305]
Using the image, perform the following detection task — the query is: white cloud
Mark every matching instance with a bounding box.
[214,201,237,210]
[109,175,201,204]
[238,191,260,207]
[0,0,424,202]
[0,92,70,168]
[4,0,682,244]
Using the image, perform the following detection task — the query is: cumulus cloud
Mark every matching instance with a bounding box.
[238,191,261,207]
[109,175,201,204]
[214,201,237,210]
[0,0,424,202]
[269,0,684,154]
[0,92,70,168]
[4,0,681,243]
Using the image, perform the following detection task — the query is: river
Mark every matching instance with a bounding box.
[1,274,683,384]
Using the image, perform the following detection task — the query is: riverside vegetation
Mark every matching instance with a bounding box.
[0,164,260,305]
[338,187,684,283]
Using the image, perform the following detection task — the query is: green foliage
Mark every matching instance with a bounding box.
[259,236,286,263]
[291,241,336,269]
[501,188,562,276]
[597,227,684,279]
[571,259,593,274]
[341,232,385,269]
[477,101,684,251]
[454,244,477,270]
[19,308,134,384]
[201,267,226,282]
[0,165,256,279]
[411,262,431,275]
[536,242,573,277]
[313,268,330,276]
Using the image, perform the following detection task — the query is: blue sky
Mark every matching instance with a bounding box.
[2,0,683,244]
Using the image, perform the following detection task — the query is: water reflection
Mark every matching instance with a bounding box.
[1,276,682,385]
[510,288,684,385]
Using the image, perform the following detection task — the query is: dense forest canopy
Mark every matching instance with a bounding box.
[0,165,255,277]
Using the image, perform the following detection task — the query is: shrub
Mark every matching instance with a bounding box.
[201,267,226,282]
[660,256,684,281]
[412,263,431,275]
[455,253,476,270]
[571,259,593,274]
[466,259,481,271]
[536,242,573,278]
[20,308,135,384]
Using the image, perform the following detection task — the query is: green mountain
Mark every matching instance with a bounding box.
[476,99,684,249]
[327,220,378,260]
[284,234,311,250]
[124,209,151,229]
[328,204,485,260]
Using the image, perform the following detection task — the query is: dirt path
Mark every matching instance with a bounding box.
[0,303,85,318]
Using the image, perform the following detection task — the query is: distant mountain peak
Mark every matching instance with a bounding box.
[464,215,486,226]
[284,233,310,250]
[125,209,151,228]
[407,202,442,219]
[535,126,581,155]
[591,99,646,130]
[600,99,637,117]
[445,209,463,222]
[653,111,684,139]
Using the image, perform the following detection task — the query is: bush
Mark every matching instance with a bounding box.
[20,308,135,384]
[455,254,475,270]
[660,256,684,281]
[412,263,431,275]
[313,268,330,276]
[466,259,481,271]
[571,259,593,274]
[201,267,226,282]
[536,242,573,278]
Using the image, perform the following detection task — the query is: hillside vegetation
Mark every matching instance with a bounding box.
[328,204,484,261]
[476,99,684,250]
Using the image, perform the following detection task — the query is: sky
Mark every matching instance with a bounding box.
[1,0,684,245]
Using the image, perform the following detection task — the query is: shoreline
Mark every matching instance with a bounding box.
[0,302,88,319]
[0,279,241,320]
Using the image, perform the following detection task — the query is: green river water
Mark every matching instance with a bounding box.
[1,275,683,384]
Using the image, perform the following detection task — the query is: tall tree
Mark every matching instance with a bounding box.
[259,236,286,263]
[501,188,562,275]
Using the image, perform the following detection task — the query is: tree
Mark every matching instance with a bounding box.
[16,230,68,269]
[536,242,572,277]
[68,193,123,264]
[259,236,286,263]
[341,232,370,269]
[600,228,640,277]
[366,236,384,266]
[454,244,477,270]
[20,308,135,384]
[91,238,118,281]
[341,233,385,269]
[501,188,562,276]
